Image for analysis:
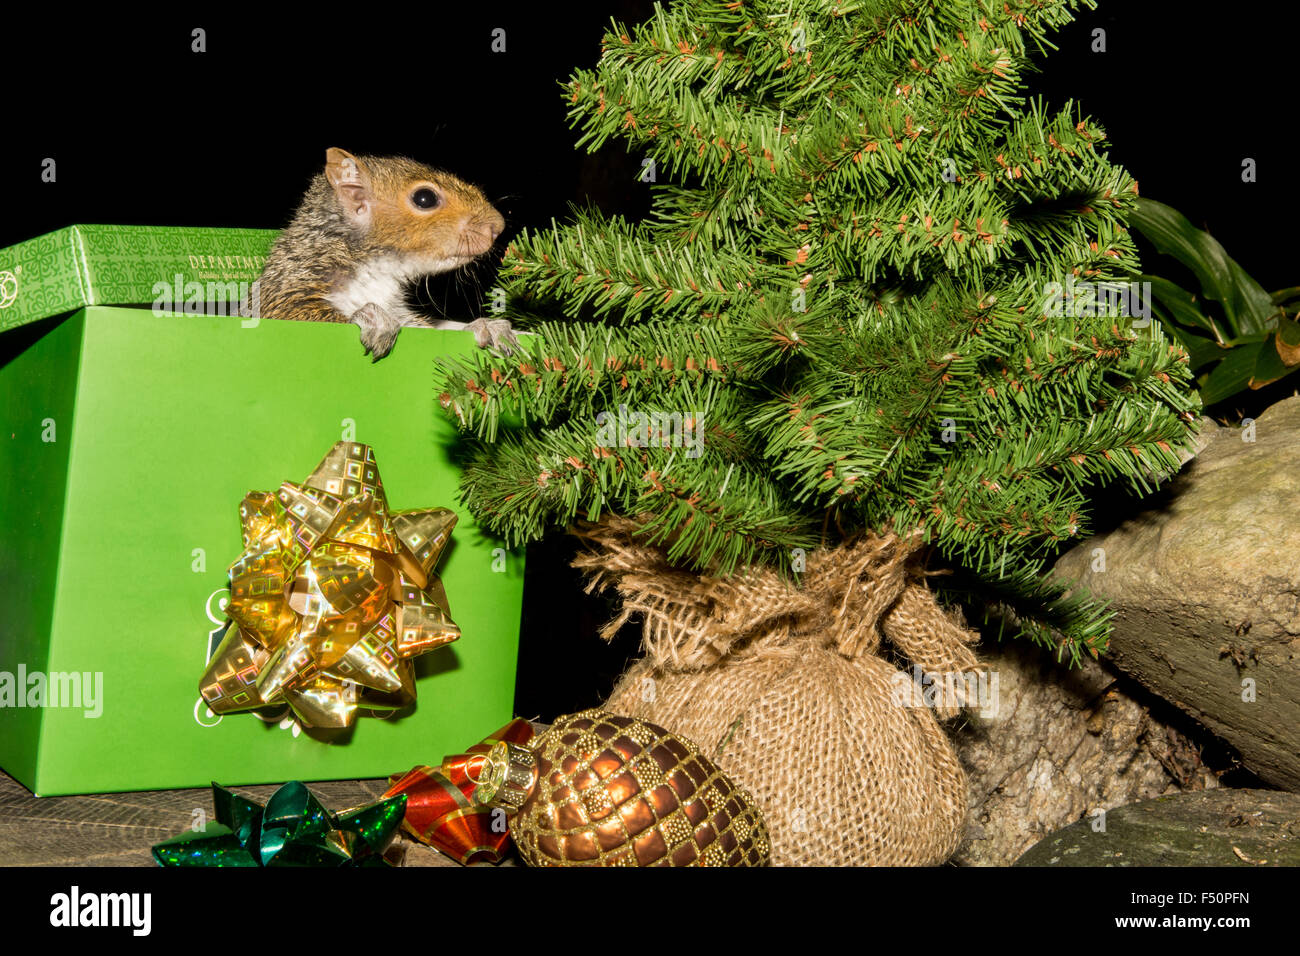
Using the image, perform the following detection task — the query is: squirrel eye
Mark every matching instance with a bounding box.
[411,187,440,210]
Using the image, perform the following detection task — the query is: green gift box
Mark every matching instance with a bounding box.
[0,225,524,795]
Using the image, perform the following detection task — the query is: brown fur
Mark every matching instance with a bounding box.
[246,148,505,358]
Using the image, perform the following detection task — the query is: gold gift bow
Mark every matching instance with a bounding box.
[199,442,459,728]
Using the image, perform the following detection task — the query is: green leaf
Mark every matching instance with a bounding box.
[1220,331,1270,348]
[1139,274,1223,338]
[1277,316,1300,357]
[1199,341,1267,406]
[1129,198,1277,336]
[1247,318,1300,391]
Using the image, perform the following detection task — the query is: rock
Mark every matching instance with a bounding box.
[1053,396,1300,790]
[952,638,1216,866]
[1014,788,1300,866]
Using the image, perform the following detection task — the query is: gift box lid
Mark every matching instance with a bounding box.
[0,224,279,333]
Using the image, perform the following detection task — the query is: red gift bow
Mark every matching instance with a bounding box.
[384,719,534,864]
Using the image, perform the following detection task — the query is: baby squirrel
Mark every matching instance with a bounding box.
[248,147,515,360]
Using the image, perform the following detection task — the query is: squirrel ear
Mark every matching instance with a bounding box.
[325,148,373,225]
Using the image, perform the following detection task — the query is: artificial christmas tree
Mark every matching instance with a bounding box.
[440,0,1200,657]
[437,0,1202,863]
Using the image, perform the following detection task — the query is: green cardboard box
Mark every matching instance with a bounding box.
[0,226,524,795]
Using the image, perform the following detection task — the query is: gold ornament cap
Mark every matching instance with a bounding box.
[472,741,538,812]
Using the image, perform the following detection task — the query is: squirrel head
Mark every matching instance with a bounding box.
[323,147,504,274]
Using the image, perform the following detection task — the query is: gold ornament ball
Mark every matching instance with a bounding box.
[478,710,770,866]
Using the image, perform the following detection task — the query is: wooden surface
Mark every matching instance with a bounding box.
[0,769,471,867]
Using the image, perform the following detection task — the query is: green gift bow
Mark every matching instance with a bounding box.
[152,782,406,867]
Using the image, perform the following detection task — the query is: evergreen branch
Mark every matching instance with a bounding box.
[634,456,821,572]
[456,416,816,572]
[749,390,902,503]
[565,64,795,184]
[438,319,742,440]
[805,184,1016,283]
[499,210,759,322]
[886,464,1088,572]
[933,559,1114,663]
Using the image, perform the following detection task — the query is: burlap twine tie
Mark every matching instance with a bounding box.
[574,516,984,866]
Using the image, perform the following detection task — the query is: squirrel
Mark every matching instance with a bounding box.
[247,147,515,360]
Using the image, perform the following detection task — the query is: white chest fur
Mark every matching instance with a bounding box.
[325,256,451,327]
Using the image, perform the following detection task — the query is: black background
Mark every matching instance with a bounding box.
[5,2,1294,284]
[2,863,1279,934]
[6,2,1296,720]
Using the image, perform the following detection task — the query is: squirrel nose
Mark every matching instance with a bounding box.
[465,208,505,256]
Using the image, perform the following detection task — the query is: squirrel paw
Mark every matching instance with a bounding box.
[465,316,518,355]
[353,303,402,362]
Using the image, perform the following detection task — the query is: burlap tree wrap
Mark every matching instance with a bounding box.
[574,517,984,866]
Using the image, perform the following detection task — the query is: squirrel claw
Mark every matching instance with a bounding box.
[353,303,402,361]
[465,316,518,356]
[359,327,401,361]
